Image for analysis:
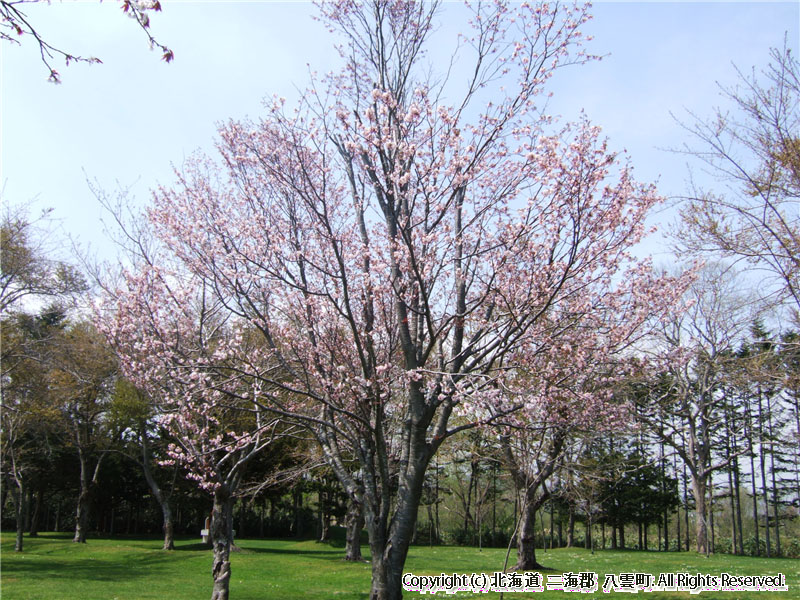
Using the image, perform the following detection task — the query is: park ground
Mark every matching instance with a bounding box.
[1,532,798,599]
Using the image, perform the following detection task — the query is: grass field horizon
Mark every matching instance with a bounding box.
[2,532,797,599]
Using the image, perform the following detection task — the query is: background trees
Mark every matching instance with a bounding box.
[636,265,754,554]
[0,309,64,551]
[1,205,86,315]
[676,43,799,317]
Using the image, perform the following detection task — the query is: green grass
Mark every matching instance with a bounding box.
[1,533,798,599]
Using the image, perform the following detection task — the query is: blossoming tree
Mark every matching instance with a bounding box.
[104,2,688,598]
[102,268,289,600]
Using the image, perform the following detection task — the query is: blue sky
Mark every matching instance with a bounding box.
[1,1,798,263]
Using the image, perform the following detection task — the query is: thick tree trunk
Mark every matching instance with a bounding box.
[364,499,415,600]
[690,475,708,554]
[210,487,234,600]
[344,498,364,561]
[514,491,545,571]
[74,488,89,543]
[162,503,175,551]
[360,426,431,600]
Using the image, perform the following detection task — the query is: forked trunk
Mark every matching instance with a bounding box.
[362,445,430,599]
[366,530,407,600]
[210,486,235,600]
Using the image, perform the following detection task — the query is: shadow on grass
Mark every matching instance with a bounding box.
[2,550,192,583]
[170,537,365,561]
[173,542,213,552]
[242,544,348,558]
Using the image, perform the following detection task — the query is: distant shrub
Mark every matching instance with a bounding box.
[783,538,800,559]
[714,537,733,554]
[742,536,766,557]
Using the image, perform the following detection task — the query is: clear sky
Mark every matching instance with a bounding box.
[1,1,798,264]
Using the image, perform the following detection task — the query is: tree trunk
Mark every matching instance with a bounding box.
[162,503,175,551]
[358,419,433,600]
[733,461,744,555]
[13,480,25,552]
[29,487,42,537]
[708,486,715,554]
[74,448,103,543]
[767,394,781,556]
[364,485,421,600]
[757,388,771,558]
[74,451,90,544]
[210,486,234,600]
[138,424,175,550]
[728,465,738,554]
[1,477,8,518]
[585,519,593,551]
[292,487,302,538]
[514,490,545,571]
[690,475,708,554]
[344,497,364,561]
[682,461,690,551]
[566,509,575,547]
[74,487,89,543]
[318,489,330,542]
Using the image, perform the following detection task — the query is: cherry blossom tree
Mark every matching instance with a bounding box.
[103,2,688,598]
[100,267,289,600]
[493,263,690,570]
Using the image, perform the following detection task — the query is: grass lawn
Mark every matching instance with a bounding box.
[1,533,798,599]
